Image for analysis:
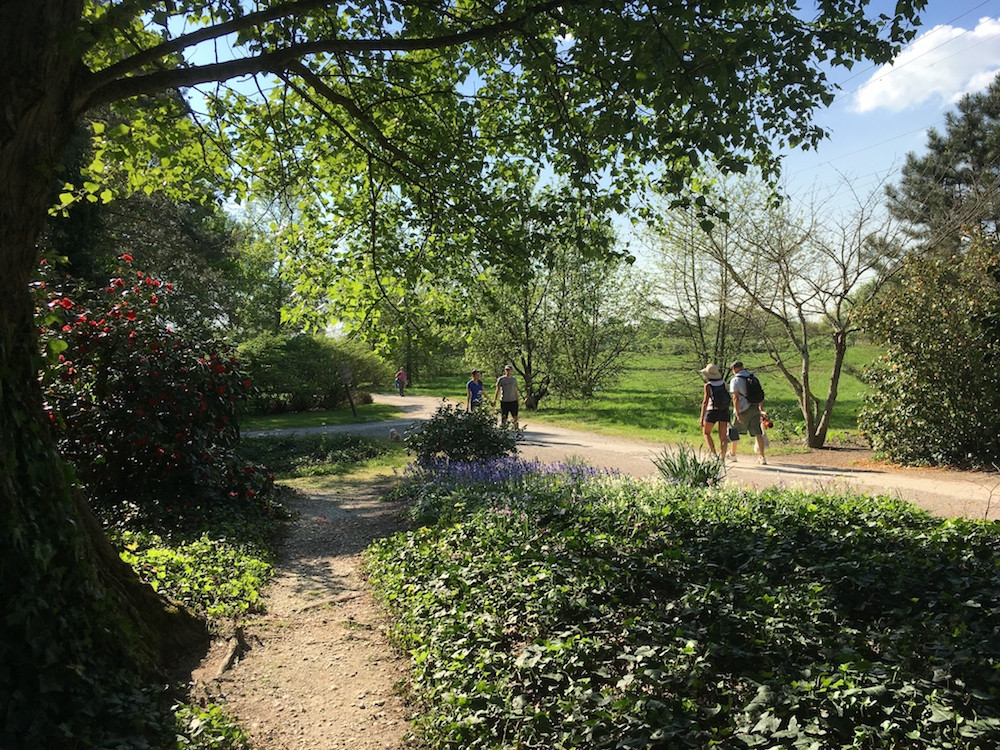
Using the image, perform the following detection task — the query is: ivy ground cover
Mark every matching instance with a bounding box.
[366,460,1000,748]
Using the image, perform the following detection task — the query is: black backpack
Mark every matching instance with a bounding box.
[709,383,731,409]
[742,372,765,404]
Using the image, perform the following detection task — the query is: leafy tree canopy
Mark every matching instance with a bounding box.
[62,1,930,272]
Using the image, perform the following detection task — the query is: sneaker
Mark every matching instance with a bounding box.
[729,455,737,462]
[758,456,767,465]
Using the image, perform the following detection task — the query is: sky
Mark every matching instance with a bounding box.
[777,0,1000,208]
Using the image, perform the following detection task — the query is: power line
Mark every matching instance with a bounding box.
[784,1,1000,184]
[838,0,997,91]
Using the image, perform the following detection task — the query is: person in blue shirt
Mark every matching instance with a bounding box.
[466,369,485,411]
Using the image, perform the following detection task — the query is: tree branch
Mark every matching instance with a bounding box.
[283,61,414,167]
[89,0,356,88]
[76,0,565,113]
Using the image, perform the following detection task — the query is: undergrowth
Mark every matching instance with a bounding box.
[107,433,393,748]
[367,460,1000,749]
[239,433,395,478]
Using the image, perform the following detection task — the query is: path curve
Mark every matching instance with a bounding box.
[248,392,1000,521]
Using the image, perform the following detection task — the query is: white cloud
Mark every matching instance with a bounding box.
[851,16,1000,113]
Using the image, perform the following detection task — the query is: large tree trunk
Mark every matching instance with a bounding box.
[0,4,206,744]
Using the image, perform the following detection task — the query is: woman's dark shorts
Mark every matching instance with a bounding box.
[704,409,730,424]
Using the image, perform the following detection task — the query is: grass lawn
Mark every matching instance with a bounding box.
[405,344,880,450]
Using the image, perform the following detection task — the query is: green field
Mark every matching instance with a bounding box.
[408,345,880,449]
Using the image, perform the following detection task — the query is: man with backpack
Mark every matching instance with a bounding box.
[729,360,767,465]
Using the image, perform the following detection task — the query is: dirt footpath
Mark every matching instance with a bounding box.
[189,477,416,750]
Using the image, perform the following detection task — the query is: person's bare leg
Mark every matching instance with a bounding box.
[756,434,767,464]
[702,422,717,456]
[718,424,729,460]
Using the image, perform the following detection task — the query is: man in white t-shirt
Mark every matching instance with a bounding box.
[492,365,520,428]
[729,360,766,465]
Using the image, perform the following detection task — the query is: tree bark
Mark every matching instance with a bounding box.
[0,3,206,742]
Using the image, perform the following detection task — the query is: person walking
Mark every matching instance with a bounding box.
[466,369,485,411]
[699,363,730,460]
[729,360,767,464]
[394,367,407,396]
[492,364,520,429]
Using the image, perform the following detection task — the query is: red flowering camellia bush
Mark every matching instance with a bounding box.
[35,256,275,529]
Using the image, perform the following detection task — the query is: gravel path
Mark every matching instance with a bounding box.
[249,392,1000,522]
[188,477,415,750]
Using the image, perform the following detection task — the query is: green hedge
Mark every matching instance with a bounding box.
[237,332,392,413]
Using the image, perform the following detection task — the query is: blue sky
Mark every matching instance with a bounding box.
[778,0,1000,205]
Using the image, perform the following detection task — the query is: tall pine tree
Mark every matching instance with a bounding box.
[887,74,1000,256]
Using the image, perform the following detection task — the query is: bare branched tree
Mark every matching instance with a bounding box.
[651,173,908,447]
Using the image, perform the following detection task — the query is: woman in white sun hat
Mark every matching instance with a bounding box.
[699,363,731,460]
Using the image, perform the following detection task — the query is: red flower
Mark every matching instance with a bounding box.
[121,253,133,263]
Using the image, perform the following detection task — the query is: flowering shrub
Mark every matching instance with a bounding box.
[394,456,617,524]
[35,256,275,528]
